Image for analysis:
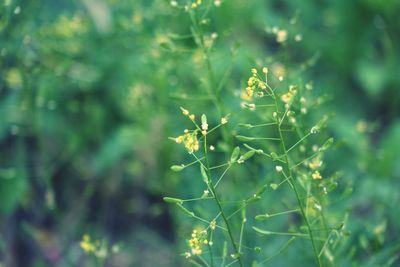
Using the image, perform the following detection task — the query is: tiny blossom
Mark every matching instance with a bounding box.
[312,145,319,152]
[301,107,307,114]
[209,145,215,151]
[221,117,228,124]
[278,76,284,81]
[314,203,322,211]
[309,157,322,170]
[170,0,178,6]
[181,107,190,116]
[189,114,195,121]
[312,171,322,180]
[176,131,199,153]
[211,32,218,39]
[80,235,96,254]
[281,85,297,104]
[294,34,303,42]
[201,122,208,131]
[305,82,313,90]
[251,68,257,75]
[188,229,207,256]
[272,112,277,118]
[276,30,288,43]
[184,252,191,258]
[210,220,216,230]
[289,117,296,124]
[310,126,318,134]
[275,165,283,172]
[214,0,221,6]
[262,67,269,74]
[248,103,256,110]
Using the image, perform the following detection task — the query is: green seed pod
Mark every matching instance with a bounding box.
[319,137,334,151]
[200,164,208,182]
[201,114,207,125]
[230,146,240,162]
[176,203,194,217]
[236,135,255,142]
[255,214,269,220]
[253,227,272,235]
[270,152,279,161]
[170,165,185,172]
[238,123,253,129]
[238,150,256,163]
[163,197,183,204]
[270,183,278,190]
[255,184,268,196]
[246,195,261,203]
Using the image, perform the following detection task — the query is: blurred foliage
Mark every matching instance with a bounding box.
[0,0,399,266]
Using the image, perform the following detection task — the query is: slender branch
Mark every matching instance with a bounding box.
[271,92,322,267]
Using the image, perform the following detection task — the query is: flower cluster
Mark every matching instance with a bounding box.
[80,234,96,254]
[175,129,199,153]
[281,85,297,106]
[186,229,208,258]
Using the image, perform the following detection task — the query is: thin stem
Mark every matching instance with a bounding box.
[203,135,244,267]
[271,92,322,267]
[286,132,312,153]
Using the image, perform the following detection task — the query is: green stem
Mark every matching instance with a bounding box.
[203,135,244,267]
[271,93,322,267]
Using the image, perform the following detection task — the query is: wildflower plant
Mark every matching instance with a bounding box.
[165,1,347,266]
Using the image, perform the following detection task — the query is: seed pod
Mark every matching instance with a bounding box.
[270,183,278,190]
[236,135,255,142]
[255,184,268,196]
[238,150,256,163]
[176,203,195,217]
[230,146,240,162]
[200,164,208,182]
[270,152,279,161]
[255,214,269,220]
[253,227,272,235]
[170,165,185,172]
[319,137,334,152]
[238,123,253,129]
[163,197,183,204]
[201,114,207,125]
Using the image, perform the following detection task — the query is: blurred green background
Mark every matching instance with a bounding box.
[1,0,399,266]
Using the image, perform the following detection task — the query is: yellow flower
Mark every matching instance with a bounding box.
[176,131,199,153]
[309,157,322,170]
[187,229,207,256]
[80,234,96,253]
[312,171,322,180]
